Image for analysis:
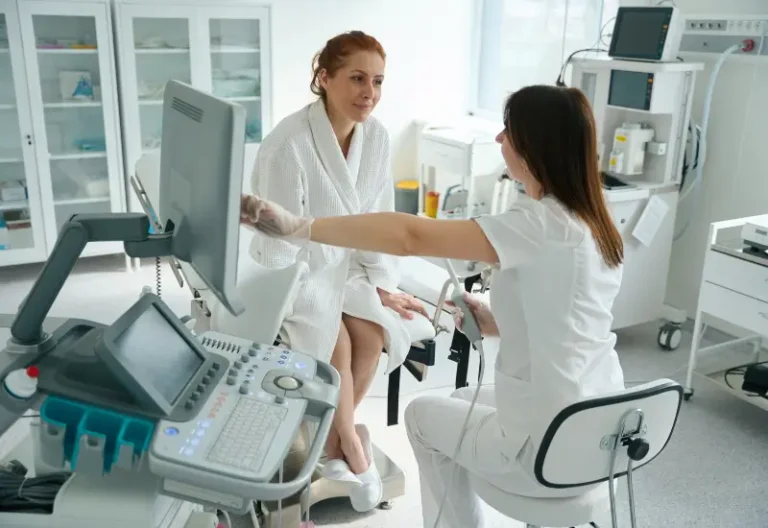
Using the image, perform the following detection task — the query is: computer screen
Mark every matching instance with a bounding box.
[158,81,246,317]
[610,8,673,60]
[608,70,653,111]
[111,304,205,405]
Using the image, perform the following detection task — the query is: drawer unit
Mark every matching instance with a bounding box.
[699,282,768,337]
[704,250,768,304]
[419,137,468,173]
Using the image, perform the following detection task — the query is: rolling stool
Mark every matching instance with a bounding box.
[470,379,683,528]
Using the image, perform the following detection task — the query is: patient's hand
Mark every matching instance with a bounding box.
[240,193,313,244]
[378,289,429,320]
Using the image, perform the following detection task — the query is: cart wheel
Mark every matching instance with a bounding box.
[684,389,694,401]
[379,500,394,510]
[658,323,682,351]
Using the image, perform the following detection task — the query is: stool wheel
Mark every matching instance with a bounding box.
[378,500,394,510]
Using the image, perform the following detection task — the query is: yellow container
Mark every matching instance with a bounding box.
[425,191,439,218]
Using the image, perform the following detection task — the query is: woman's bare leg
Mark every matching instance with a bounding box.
[343,314,385,407]
[327,319,368,474]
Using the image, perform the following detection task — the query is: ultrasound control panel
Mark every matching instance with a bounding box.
[148,331,339,505]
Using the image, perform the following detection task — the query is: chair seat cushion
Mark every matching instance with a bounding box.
[469,475,610,527]
[398,310,436,342]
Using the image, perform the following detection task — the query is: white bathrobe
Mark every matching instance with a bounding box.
[249,99,411,374]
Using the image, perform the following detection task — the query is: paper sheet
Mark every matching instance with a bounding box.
[632,195,669,247]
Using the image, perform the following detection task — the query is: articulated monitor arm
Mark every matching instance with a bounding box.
[0,213,175,438]
[11,213,172,346]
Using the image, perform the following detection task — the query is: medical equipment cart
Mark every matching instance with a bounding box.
[683,214,768,405]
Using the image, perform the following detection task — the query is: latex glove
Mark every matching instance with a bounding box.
[240,194,313,244]
[446,292,499,337]
[378,289,430,320]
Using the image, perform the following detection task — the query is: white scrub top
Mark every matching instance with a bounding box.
[474,194,625,463]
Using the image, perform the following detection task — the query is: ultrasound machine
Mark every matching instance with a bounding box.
[0,81,340,528]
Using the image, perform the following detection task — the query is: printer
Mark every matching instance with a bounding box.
[742,217,768,253]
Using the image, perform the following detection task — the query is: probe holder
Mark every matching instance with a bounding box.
[37,396,155,475]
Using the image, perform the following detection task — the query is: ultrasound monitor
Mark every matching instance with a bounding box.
[96,294,219,417]
[158,80,246,317]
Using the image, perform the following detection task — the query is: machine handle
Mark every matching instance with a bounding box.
[250,361,341,500]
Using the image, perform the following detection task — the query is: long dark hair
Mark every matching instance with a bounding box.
[503,85,623,268]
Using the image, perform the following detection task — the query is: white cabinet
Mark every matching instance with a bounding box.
[0,0,126,267]
[112,0,272,214]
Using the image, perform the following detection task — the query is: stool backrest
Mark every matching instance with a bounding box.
[534,379,683,489]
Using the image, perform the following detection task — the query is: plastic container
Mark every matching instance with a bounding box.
[425,191,440,218]
[394,180,419,215]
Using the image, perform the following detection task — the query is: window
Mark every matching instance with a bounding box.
[470,0,620,119]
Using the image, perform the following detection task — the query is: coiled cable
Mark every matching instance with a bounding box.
[0,460,70,513]
[155,256,162,297]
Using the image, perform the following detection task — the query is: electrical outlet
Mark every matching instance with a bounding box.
[682,15,767,55]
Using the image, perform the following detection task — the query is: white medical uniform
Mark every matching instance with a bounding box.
[405,194,625,528]
[248,99,412,373]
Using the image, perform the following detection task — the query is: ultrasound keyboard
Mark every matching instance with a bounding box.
[148,331,340,511]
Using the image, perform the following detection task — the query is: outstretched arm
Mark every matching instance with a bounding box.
[310,212,499,264]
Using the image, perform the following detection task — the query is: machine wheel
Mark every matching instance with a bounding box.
[658,323,682,351]
[684,389,694,401]
[378,500,394,510]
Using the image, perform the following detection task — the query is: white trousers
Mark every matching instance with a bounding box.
[405,386,547,528]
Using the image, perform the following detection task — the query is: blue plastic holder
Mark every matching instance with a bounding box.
[40,396,156,474]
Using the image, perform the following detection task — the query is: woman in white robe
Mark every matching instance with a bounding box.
[249,31,426,511]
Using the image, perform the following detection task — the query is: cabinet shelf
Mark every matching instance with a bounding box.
[0,157,23,164]
[0,201,28,212]
[37,47,98,54]
[134,47,189,54]
[54,197,110,206]
[210,46,260,53]
[43,100,102,109]
[49,151,108,161]
[0,104,16,110]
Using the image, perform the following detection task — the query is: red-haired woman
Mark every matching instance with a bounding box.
[247,31,425,512]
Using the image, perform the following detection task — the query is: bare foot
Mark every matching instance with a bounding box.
[341,433,369,475]
[325,427,344,461]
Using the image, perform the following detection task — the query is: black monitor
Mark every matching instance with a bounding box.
[609,7,678,62]
[96,294,212,416]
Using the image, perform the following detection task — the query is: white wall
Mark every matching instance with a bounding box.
[623,0,768,322]
[265,0,474,182]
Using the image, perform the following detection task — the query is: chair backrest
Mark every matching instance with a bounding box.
[534,379,683,490]
[210,256,307,345]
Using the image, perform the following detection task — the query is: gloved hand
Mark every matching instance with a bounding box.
[240,194,313,244]
[446,292,499,337]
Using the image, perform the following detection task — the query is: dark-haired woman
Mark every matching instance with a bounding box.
[247,31,425,512]
[242,84,627,527]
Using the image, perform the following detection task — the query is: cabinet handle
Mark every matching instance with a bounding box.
[25,134,32,146]
[760,312,768,320]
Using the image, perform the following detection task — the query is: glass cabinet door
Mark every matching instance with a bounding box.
[209,17,263,144]
[19,2,124,251]
[0,6,47,265]
[131,16,192,153]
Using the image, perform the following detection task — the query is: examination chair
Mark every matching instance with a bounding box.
[131,153,439,526]
[478,379,684,528]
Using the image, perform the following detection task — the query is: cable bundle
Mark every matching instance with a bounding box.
[0,460,70,513]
